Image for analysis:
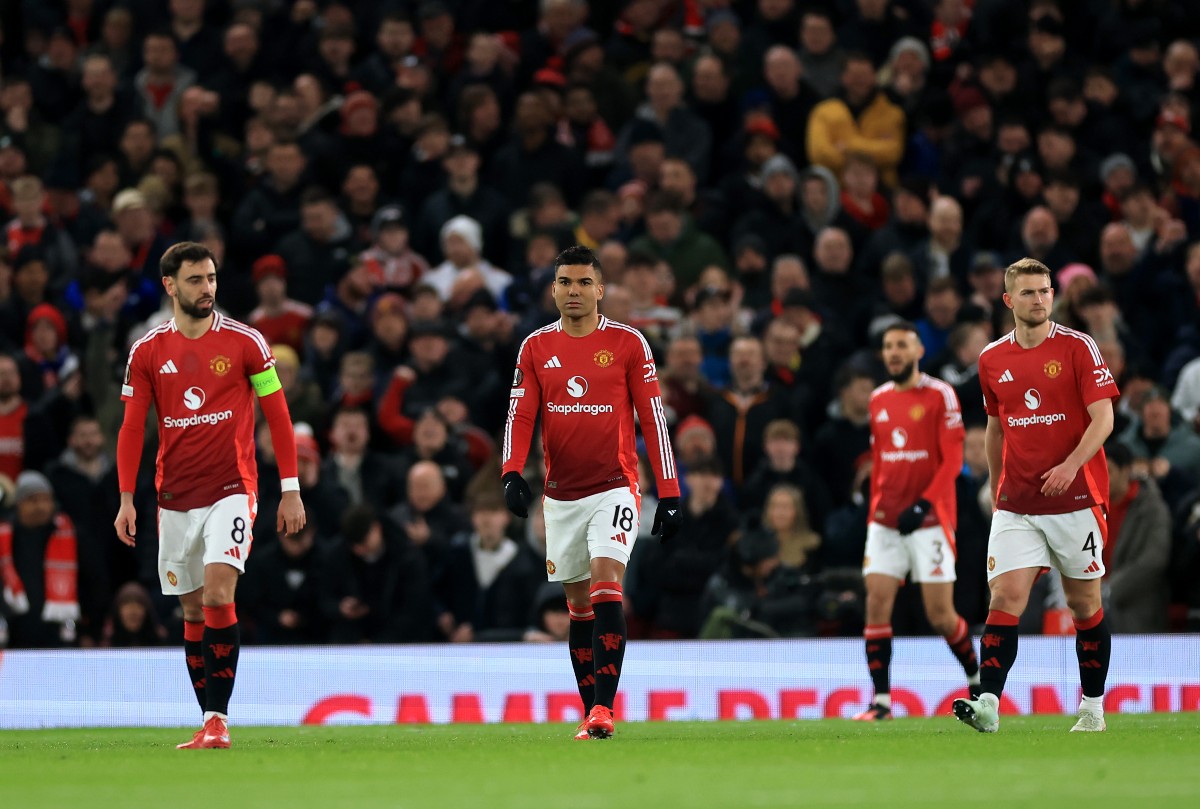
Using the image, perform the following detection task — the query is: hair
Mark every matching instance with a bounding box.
[300,186,335,207]
[685,454,723,477]
[469,489,508,513]
[880,251,915,281]
[948,321,984,353]
[340,503,379,546]
[160,241,217,279]
[882,320,920,340]
[554,245,602,278]
[184,172,218,195]
[1105,440,1133,469]
[644,189,684,216]
[579,189,617,218]
[1004,257,1052,292]
[843,150,877,172]
[927,276,960,297]
[764,419,800,443]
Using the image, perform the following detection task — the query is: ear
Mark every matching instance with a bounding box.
[161,276,174,298]
[1002,291,1014,310]
[595,281,604,301]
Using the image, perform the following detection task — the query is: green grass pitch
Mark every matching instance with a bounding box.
[2,714,1198,809]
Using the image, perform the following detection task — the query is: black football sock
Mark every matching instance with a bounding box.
[1074,609,1112,699]
[202,603,240,718]
[183,620,206,713]
[590,581,626,711]
[568,605,595,714]
[945,615,981,679]
[978,610,1020,698]
[864,624,893,702]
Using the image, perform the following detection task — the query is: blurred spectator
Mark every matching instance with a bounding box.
[414,136,509,267]
[705,335,791,488]
[1104,441,1171,633]
[807,52,905,186]
[6,176,78,294]
[630,190,728,300]
[424,215,512,306]
[740,419,831,534]
[276,187,357,307]
[812,365,875,508]
[698,529,818,639]
[1118,385,1200,492]
[231,140,307,259]
[246,255,312,354]
[316,504,435,643]
[241,521,324,645]
[100,582,167,647]
[0,471,79,648]
[134,30,196,140]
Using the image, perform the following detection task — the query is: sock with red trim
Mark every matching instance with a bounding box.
[202,603,240,717]
[184,620,206,713]
[590,581,625,710]
[568,605,595,714]
[1074,608,1111,698]
[944,615,981,680]
[864,624,892,700]
[978,610,1020,697]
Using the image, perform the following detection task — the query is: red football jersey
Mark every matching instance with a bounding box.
[978,322,1119,515]
[869,374,965,531]
[502,316,680,502]
[122,313,276,511]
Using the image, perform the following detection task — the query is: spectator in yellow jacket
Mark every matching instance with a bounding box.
[806,52,905,187]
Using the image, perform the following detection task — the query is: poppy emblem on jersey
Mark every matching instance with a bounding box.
[1044,360,1062,378]
[167,571,178,586]
[908,404,925,421]
[566,375,589,398]
[546,560,556,575]
[891,427,908,448]
[593,349,615,368]
[512,368,523,388]
[210,355,232,376]
[182,386,206,411]
[987,556,996,572]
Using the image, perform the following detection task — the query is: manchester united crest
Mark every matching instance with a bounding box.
[1044,360,1062,378]
[210,355,232,376]
[546,560,556,575]
[167,571,178,586]
[987,556,996,572]
[593,349,615,368]
[909,404,925,421]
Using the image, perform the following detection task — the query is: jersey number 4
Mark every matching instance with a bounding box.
[1082,531,1097,558]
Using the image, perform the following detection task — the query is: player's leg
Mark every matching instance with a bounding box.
[582,488,639,739]
[1046,508,1110,731]
[542,494,594,739]
[855,574,901,720]
[561,578,595,740]
[909,525,981,696]
[854,522,909,719]
[158,507,210,749]
[919,582,981,696]
[195,494,255,748]
[953,511,1047,732]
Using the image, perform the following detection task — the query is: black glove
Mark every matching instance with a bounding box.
[502,471,533,518]
[896,498,931,535]
[651,497,682,543]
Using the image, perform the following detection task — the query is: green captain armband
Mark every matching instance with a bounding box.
[251,366,283,397]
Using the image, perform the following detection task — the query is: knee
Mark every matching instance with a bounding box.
[925,609,958,636]
[1066,592,1101,619]
[987,586,1027,617]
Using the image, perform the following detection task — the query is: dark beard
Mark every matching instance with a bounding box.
[179,296,213,320]
[888,361,916,384]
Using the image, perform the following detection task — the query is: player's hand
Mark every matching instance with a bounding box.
[114,502,137,547]
[1040,461,1080,496]
[652,497,682,543]
[502,471,532,518]
[277,491,306,535]
[896,498,931,535]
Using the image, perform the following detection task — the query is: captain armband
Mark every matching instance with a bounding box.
[250,367,283,397]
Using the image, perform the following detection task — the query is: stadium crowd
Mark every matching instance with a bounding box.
[1,0,1200,649]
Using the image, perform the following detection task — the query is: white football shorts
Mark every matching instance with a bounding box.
[157,493,258,595]
[987,507,1107,581]
[542,486,641,583]
[863,522,958,583]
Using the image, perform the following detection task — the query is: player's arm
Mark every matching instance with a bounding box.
[628,347,683,540]
[1040,397,1114,496]
[985,415,1004,506]
[501,347,541,517]
[114,350,152,546]
[245,335,306,534]
[921,393,965,507]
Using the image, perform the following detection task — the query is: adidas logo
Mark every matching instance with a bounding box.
[877,409,889,422]
[1084,560,1101,574]
[543,356,562,369]
[160,360,179,374]
[998,369,1014,383]
[224,547,241,560]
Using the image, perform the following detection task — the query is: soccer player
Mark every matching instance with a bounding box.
[502,245,681,740]
[954,258,1117,733]
[113,242,305,749]
[853,321,981,721]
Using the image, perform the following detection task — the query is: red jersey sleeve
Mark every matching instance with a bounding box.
[244,334,299,482]
[1071,330,1120,407]
[624,333,680,498]
[921,382,965,507]
[501,334,543,476]
[116,338,153,494]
